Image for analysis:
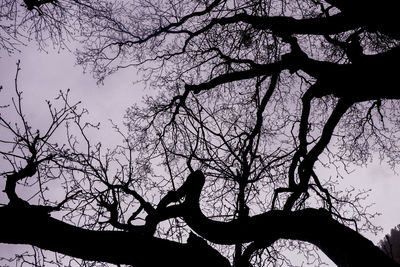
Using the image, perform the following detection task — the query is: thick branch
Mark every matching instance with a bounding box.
[307,50,400,100]
[185,44,400,102]
[324,0,400,39]
[175,171,398,267]
[185,62,283,94]
[0,205,230,267]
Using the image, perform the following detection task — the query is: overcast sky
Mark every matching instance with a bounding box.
[1,45,400,265]
[0,45,149,262]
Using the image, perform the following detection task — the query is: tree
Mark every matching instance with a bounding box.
[1,0,400,266]
[380,225,400,264]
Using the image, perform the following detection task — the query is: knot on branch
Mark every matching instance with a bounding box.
[144,170,205,234]
[279,35,308,73]
[156,170,205,211]
[185,83,201,94]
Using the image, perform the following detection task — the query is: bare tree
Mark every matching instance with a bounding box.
[0,0,115,53]
[2,0,400,266]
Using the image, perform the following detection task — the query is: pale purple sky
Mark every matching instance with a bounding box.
[0,46,148,262]
[1,45,400,266]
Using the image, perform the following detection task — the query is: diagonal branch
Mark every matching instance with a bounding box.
[284,97,354,210]
[0,205,231,267]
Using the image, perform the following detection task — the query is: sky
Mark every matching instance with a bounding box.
[1,44,400,266]
[0,45,149,262]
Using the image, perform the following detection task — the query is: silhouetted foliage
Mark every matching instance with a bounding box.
[2,0,400,267]
[380,225,400,264]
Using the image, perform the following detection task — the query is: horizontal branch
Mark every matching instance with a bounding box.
[185,44,400,102]
[214,12,360,36]
[324,0,400,39]
[0,205,230,267]
[307,47,400,100]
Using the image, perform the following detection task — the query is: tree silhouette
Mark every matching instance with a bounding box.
[380,225,400,264]
[1,0,400,266]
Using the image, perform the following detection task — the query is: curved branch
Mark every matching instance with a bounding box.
[284,97,353,210]
[0,205,231,267]
[171,171,398,267]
